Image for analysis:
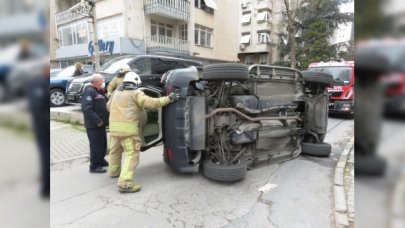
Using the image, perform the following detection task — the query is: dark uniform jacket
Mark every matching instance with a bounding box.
[81,86,109,128]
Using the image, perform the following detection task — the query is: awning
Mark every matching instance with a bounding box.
[241,14,251,24]
[240,34,251,44]
[204,0,218,10]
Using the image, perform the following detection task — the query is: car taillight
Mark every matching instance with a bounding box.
[168,148,173,161]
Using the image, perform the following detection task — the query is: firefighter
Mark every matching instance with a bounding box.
[107,72,180,193]
[106,64,131,97]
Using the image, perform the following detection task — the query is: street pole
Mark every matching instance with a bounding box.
[89,0,100,72]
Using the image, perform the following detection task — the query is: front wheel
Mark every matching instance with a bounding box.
[202,159,247,182]
[50,88,66,107]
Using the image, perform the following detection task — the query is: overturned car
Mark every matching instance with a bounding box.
[139,63,333,182]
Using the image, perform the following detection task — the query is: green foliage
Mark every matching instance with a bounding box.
[279,0,354,69]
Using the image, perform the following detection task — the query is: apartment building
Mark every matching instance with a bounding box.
[51,0,240,68]
[238,0,284,66]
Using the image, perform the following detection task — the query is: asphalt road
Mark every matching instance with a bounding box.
[50,116,354,228]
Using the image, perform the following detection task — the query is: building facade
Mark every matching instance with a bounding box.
[51,0,240,68]
[237,0,284,66]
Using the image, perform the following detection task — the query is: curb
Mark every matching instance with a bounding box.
[390,167,405,228]
[50,108,84,125]
[333,137,354,228]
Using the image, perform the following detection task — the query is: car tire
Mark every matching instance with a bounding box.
[50,88,66,107]
[202,63,249,81]
[202,159,247,182]
[301,142,331,157]
[302,71,334,87]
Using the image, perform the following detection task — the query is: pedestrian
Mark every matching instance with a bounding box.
[81,74,109,173]
[73,62,84,76]
[107,72,180,193]
[106,64,131,97]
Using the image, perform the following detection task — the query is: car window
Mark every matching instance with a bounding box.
[130,58,152,75]
[101,58,133,74]
[55,66,75,77]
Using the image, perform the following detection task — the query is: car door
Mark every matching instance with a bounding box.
[137,86,165,151]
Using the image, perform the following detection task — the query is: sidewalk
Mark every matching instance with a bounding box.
[50,121,90,165]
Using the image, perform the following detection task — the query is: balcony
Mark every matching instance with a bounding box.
[146,36,190,55]
[144,0,190,21]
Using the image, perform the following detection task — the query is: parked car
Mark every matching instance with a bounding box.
[50,64,94,107]
[65,55,203,104]
[0,43,47,101]
[50,68,62,78]
[133,63,332,181]
[307,60,355,117]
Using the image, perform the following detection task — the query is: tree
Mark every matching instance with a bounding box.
[282,0,310,68]
[280,0,353,69]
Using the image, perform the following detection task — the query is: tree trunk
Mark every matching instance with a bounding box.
[289,26,297,68]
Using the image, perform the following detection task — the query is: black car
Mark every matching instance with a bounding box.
[65,55,203,104]
[137,63,332,182]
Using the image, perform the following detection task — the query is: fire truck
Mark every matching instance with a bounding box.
[308,61,354,116]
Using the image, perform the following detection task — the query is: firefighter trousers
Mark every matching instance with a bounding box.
[108,135,141,187]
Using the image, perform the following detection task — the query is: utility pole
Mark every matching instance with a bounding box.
[87,0,100,72]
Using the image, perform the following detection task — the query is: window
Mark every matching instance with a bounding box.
[241,13,251,24]
[195,0,217,11]
[240,34,251,44]
[257,11,271,23]
[130,58,152,75]
[180,24,188,41]
[258,32,271,44]
[97,15,123,40]
[195,24,213,47]
[58,21,89,47]
[260,54,267,64]
[151,20,173,38]
[245,55,253,65]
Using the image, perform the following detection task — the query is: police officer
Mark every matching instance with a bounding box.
[81,74,109,173]
[107,72,180,193]
[106,64,131,98]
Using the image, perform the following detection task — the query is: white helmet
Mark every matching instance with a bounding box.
[118,64,131,74]
[123,72,142,85]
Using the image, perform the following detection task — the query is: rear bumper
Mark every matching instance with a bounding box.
[329,100,354,114]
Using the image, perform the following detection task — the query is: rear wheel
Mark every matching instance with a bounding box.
[301,142,331,157]
[203,63,249,81]
[50,88,66,107]
[202,159,247,182]
[302,71,334,87]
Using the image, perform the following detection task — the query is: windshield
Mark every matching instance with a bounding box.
[100,57,133,74]
[308,67,352,85]
[55,66,75,78]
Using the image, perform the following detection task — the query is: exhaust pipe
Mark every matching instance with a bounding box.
[189,151,202,165]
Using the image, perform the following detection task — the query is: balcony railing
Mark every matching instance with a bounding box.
[144,0,190,21]
[146,35,190,55]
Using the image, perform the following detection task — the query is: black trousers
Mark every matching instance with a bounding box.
[86,127,107,170]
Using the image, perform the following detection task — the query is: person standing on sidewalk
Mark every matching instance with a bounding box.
[106,64,131,98]
[81,74,109,173]
[107,72,180,193]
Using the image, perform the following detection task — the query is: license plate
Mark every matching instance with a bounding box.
[67,95,75,100]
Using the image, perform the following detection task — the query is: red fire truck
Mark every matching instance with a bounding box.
[307,61,354,116]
